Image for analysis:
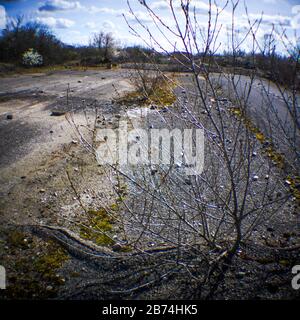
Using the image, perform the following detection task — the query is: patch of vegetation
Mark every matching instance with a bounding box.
[1,231,69,299]
[7,230,32,249]
[80,206,116,246]
[118,73,177,107]
[229,106,300,203]
[34,242,69,279]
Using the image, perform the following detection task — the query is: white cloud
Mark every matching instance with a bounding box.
[85,21,97,29]
[0,5,6,29]
[63,30,89,45]
[39,0,82,12]
[151,1,169,10]
[262,0,278,3]
[125,11,153,24]
[246,13,291,26]
[102,20,115,30]
[36,16,75,29]
[88,6,124,15]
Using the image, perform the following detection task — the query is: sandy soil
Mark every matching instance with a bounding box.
[0,69,133,225]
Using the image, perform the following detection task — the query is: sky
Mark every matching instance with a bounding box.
[0,0,299,52]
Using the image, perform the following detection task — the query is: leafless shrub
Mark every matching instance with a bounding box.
[61,0,299,299]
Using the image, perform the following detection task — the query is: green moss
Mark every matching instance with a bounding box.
[80,208,116,246]
[7,230,31,249]
[34,242,69,279]
[119,245,132,253]
[3,238,69,299]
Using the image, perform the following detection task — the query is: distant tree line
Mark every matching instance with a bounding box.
[0,16,77,65]
[0,16,298,90]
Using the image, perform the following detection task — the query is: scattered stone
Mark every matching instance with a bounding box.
[265,175,270,180]
[252,175,259,181]
[252,151,257,157]
[112,243,122,252]
[185,178,192,185]
[39,189,46,193]
[51,111,66,116]
[71,140,78,144]
[50,130,54,134]
[284,180,292,186]
[151,169,157,175]
[217,98,228,102]
[236,272,246,279]
[78,80,82,83]
[175,162,182,168]
[6,114,13,120]
[46,285,53,291]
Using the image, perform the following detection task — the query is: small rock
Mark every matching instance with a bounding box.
[46,285,53,291]
[39,189,46,193]
[71,140,78,144]
[78,80,82,83]
[265,175,269,180]
[151,169,157,175]
[112,243,122,252]
[51,111,65,116]
[185,179,192,185]
[252,175,259,181]
[6,114,13,120]
[284,180,292,186]
[236,272,246,279]
[175,162,182,168]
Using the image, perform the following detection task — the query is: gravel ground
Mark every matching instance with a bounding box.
[0,70,299,300]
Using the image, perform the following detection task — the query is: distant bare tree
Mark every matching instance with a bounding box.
[91,31,115,62]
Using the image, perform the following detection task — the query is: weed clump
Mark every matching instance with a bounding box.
[80,206,117,246]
